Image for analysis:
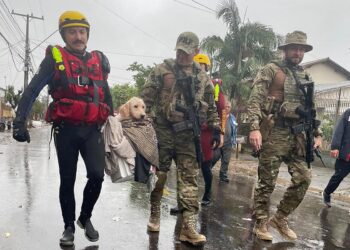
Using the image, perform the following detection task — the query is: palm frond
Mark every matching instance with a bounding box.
[216,0,241,32]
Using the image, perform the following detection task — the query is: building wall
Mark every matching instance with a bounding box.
[305,63,348,84]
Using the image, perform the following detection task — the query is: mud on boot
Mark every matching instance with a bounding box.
[59,225,75,246]
[147,201,160,232]
[179,215,206,246]
[253,218,273,241]
[269,214,297,240]
[77,217,99,242]
[148,171,167,232]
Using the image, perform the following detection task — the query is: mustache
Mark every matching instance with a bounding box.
[73,40,85,45]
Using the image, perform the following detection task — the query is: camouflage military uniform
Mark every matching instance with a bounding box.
[141,58,220,216]
[247,60,322,220]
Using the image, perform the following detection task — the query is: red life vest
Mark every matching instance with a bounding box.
[45,45,110,125]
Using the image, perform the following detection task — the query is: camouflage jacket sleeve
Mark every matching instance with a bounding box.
[246,63,275,131]
[140,67,158,115]
[202,75,220,130]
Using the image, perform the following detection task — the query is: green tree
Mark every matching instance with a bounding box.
[5,85,22,110]
[200,35,224,75]
[201,0,278,107]
[31,94,48,120]
[110,83,138,110]
[127,62,153,94]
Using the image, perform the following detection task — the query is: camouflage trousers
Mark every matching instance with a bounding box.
[151,122,199,216]
[253,127,311,219]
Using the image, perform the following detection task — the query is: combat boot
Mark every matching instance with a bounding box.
[179,214,206,246]
[147,171,167,232]
[253,218,273,241]
[147,200,161,232]
[269,214,297,240]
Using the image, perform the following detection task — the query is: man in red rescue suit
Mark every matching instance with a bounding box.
[12,11,113,246]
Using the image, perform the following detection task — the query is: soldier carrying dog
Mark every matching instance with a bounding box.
[141,31,221,246]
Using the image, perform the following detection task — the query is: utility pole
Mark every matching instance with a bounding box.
[11,11,43,90]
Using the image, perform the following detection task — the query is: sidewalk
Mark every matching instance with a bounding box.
[219,152,350,207]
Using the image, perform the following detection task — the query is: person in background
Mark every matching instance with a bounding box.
[212,100,237,183]
[323,108,350,207]
[192,54,226,206]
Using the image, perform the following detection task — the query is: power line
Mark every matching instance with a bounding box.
[1,0,24,38]
[30,29,58,53]
[190,0,216,12]
[104,50,163,59]
[0,31,21,71]
[173,0,213,14]
[93,0,171,49]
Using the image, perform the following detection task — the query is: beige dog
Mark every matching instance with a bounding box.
[118,97,146,121]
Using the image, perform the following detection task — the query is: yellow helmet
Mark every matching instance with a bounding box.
[59,11,90,31]
[193,53,211,66]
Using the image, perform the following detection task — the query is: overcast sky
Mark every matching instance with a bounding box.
[0,0,349,90]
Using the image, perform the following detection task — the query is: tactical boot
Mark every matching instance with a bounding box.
[253,218,273,241]
[147,171,167,232]
[179,214,206,246]
[147,200,161,232]
[59,226,75,246]
[77,217,99,242]
[269,214,297,240]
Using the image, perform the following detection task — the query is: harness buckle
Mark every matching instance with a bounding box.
[77,76,90,86]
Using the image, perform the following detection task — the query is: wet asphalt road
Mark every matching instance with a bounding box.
[0,126,350,250]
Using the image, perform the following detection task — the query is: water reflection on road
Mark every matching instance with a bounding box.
[0,126,349,250]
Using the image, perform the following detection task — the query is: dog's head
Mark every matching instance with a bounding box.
[118,97,146,121]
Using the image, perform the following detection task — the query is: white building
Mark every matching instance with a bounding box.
[302,58,350,120]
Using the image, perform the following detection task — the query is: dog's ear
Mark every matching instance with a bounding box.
[118,102,130,120]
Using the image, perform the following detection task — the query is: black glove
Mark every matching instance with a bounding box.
[13,120,30,143]
[211,128,221,150]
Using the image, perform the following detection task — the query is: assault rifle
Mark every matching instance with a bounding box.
[290,71,324,168]
[174,76,202,168]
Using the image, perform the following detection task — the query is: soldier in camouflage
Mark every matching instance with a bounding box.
[247,31,323,241]
[141,31,220,246]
